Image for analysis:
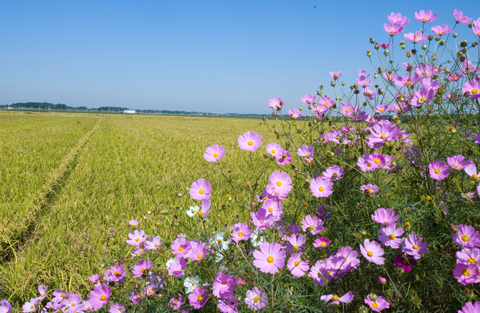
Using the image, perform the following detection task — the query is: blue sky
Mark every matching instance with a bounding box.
[0,0,478,113]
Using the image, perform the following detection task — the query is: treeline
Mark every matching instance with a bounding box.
[3,102,129,112]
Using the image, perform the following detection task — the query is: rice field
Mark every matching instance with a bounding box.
[0,111,281,305]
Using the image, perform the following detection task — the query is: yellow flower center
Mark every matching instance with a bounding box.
[438,31,443,35]
[462,235,470,242]
[374,158,380,164]
[306,153,310,158]
[326,270,332,274]
[345,109,350,113]
[413,244,419,250]
[148,289,153,293]
[320,242,326,247]
[420,97,426,102]
[198,211,203,216]
[310,225,315,229]
[434,169,440,174]
[197,254,203,259]
[319,187,324,192]
[199,189,204,194]
[389,234,396,240]
[473,174,478,180]
[72,304,75,307]
[254,296,260,302]
[294,245,299,250]
[141,268,145,272]
[405,81,411,86]
[367,251,373,257]
[390,30,394,34]
[333,295,339,301]
[197,295,204,301]
[463,269,471,276]
[472,89,479,95]
[135,238,140,242]
[30,306,34,309]
[294,261,300,266]
[468,257,477,263]
[268,208,273,213]
[154,243,158,247]
[423,17,427,21]
[380,108,384,111]
[368,189,372,192]
[271,149,276,154]
[238,232,244,237]
[248,141,253,146]
[179,247,184,251]
[372,302,379,308]
[114,270,120,276]
[100,295,106,301]
[276,181,282,186]
[267,256,274,263]
[218,239,222,243]
[213,153,218,157]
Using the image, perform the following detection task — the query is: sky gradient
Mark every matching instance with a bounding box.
[0,0,478,114]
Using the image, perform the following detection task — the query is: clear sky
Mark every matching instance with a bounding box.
[0,0,478,114]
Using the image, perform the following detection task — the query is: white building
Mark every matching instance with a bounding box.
[124,110,136,114]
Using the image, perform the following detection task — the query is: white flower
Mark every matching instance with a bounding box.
[209,230,230,251]
[250,229,265,247]
[215,251,224,263]
[186,206,200,217]
[184,276,200,294]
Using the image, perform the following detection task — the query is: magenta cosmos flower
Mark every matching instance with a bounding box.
[310,177,333,198]
[447,155,469,170]
[276,150,292,165]
[414,10,437,22]
[453,225,480,249]
[132,259,153,278]
[329,71,342,80]
[301,94,316,104]
[204,145,226,162]
[313,238,331,248]
[297,145,314,160]
[454,9,472,24]
[245,287,268,310]
[168,294,183,310]
[189,241,206,261]
[251,208,275,229]
[402,233,428,259]
[364,295,390,312]
[429,160,450,180]
[378,226,404,249]
[268,171,292,195]
[301,215,324,235]
[404,31,428,43]
[253,242,286,274]
[198,199,212,218]
[463,79,480,99]
[384,22,403,36]
[360,184,378,196]
[89,284,112,310]
[393,253,416,272]
[388,12,409,26]
[459,301,480,313]
[218,296,238,313]
[286,234,306,253]
[212,272,236,298]
[360,239,385,265]
[266,142,282,157]
[167,256,186,278]
[262,199,283,221]
[231,222,252,243]
[431,24,452,36]
[171,237,191,256]
[371,208,398,226]
[322,165,343,181]
[268,96,284,110]
[287,253,309,278]
[189,179,211,200]
[145,236,162,250]
[288,108,302,119]
[238,131,262,152]
[321,291,354,305]
[0,301,12,313]
[126,229,147,247]
[188,287,208,309]
[453,263,480,285]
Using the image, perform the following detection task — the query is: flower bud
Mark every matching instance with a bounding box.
[377,67,383,74]
[379,276,387,285]
[473,42,479,48]
[316,90,321,96]
[367,50,372,57]
[374,73,378,78]
[428,35,433,41]
[435,36,440,41]
[453,33,458,38]
[468,23,473,28]
[406,51,412,57]
[331,81,336,87]
[369,293,378,302]
[378,88,384,95]
[354,89,360,94]
[374,43,380,50]
[262,116,267,121]
[476,75,480,81]
[401,44,406,49]
[341,81,345,86]
[363,102,367,106]
[422,44,427,50]
[439,40,445,46]
[460,40,467,47]
[370,37,375,43]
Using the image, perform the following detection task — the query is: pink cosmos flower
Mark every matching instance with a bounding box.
[402,233,428,259]
[22,301,36,313]
[371,208,399,226]
[404,31,428,43]
[253,242,286,274]
[456,248,480,266]
[266,142,283,157]
[89,284,112,310]
[297,145,314,160]
[309,260,328,285]
[171,237,191,256]
[322,165,343,181]
[301,94,316,104]
[128,219,138,227]
[395,72,421,87]
[231,223,252,243]
[368,121,400,145]
[473,19,480,37]
[364,295,390,312]
[167,256,186,278]
[89,274,99,284]
[168,294,183,310]
[132,259,153,278]
[393,253,416,272]
[453,263,480,285]
[377,43,392,48]
[126,229,147,247]
[189,241,206,261]
[374,104,388,114]
[212,272,236,298]
[384,22,403,36]
[287,253,309,278]
[459,301,480,313]
[317,95,335,110]
[188,287,208,309]
[286,234,306,253]
[238,131,262,152]
[262,199,283,221]
[462,80,480,99]
[62,293,83,312]
[281,224,300,241]
[204,145,226,163]
[0,301,12,313]
[198,199,212,218]
[465,162,479,181]
[104,264,126,283]
[360,184,378,196]
[383,72,397,83]
[313,237,331,248]
[189,179,212,200]
[453,225,480,249]
[268,171,292,195]
[357,154,375,172]
[379,276,387,284]
[360,239,385,265]
[244,287,268,310]
[288,108,302,119]
[368,153,386,170]
[321,291,354,305]
[388,12,409,25]
[410,87,434,107]
[310,177,333,198]
[454,10,472,24]
[428,160,450,181]
[109,303,126,313]
[415,10,437,22]
[329,71,342,80]
[363,87,376,100]
[251,208,275,230]
[301,215,324,235]
[145,236,163,250]
[448,72,464,82]
[378,226,404,249]
[268,96,284,110]
[276,150,292,165]
[431,25,452,36]
[447,155,469,170]
[218,296,237,313]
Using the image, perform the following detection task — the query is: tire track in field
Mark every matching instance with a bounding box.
[0,117,103,264]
